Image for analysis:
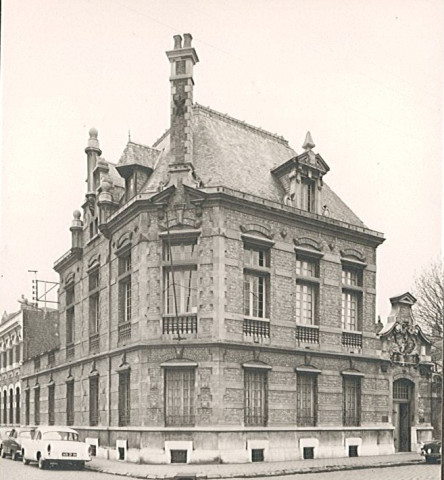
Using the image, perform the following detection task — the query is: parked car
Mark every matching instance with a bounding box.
[0,427,13,456]
[1,428,35,460]
[21,426,91,470]
[421,440,442,463]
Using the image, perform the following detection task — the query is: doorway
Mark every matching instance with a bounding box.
[393,379,413,452]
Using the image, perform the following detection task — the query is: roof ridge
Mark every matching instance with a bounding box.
[152,129,170,148]
[193,103,290,146]
[127,140,160,152]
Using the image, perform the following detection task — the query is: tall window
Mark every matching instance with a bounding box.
[300,178,315,212]
[9,349,13,366]
[244,369,268,426]
[9,388,13,424]
[341,266,362,331]
[89,269,100,335]
[243,245,270,319]
[118,252,132,324]
[15,345,21,364]
[2,391,7,423]
[118,370,130,427]
[66,284,75,348]
[25,389,30,425]
[297,374,317,426]
[48,384,55,426]
[163,240,198,315]
[34,387,40,426]
[66,381,74,426]
[296,257,319,325]
[343,376,361,426]
[15,387,20,425]
[89,375,99,426]
[165,368,195,426]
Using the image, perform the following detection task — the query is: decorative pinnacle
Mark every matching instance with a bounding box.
[87,127,100,150]
[302,131,315,151]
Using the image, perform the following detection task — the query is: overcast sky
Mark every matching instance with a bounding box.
[1,0,442,319]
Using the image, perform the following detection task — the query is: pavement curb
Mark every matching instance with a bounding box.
[85,458,424,479]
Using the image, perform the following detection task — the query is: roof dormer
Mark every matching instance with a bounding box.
[271,132,329,214]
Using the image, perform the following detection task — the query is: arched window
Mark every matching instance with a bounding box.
[9,388,13,424]
[15,387,20,424]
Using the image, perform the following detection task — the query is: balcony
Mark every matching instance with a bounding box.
[342,331,363,348]
[296,325,319,344]
[118,322,131,344]
[243,318,270,338]
[89,333,100,353]
[162,315,197,335]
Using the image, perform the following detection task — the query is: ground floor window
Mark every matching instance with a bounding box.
[244,369,268,426]
[89,375,99,426]
[34,387,40,425]
[343,376,361,426]
[297,374,317,426]
[165,368,195,426]
[66,381,74,426]
[118,370,131,427]
[48,384,55,426]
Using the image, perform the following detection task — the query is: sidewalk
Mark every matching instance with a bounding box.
[86,452,423,479]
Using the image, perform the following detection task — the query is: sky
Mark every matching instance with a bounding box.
[1,0,442,319]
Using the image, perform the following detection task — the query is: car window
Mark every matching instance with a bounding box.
[42,431,79,441]
[19,431,32,438]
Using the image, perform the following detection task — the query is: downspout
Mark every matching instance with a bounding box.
[107,235,112,449]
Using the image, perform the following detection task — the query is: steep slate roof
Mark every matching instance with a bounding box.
[135,104,365,227]
[117,141,160,170]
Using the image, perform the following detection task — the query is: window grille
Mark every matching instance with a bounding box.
[48,384,55,425]
[118,322,132,343]
[165,369,195,426]
[25,390,30,425]
[66,381,74,426]
[118,370,131,427]
[303,447,314,459]
[48,350,55,367]
[66,342,75,360]
[251,449,264,462]
[243,318,270,338]
[349,445,358,457]
[244,369,267,426]
[343,376,361,426]
[393,379,411,401]
[89,376,99,426]
[171,450,188,463]
[341,331,362,348]
[15,387,20,424]
[296,325,319,343]
[34,387,40,425]
[89,332,100,353]
[297,374,317,426]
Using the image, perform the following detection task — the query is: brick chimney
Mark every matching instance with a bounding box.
[166,34,199,167]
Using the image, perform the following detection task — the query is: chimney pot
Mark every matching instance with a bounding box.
[183,33,192,48]
[173,35,182,49]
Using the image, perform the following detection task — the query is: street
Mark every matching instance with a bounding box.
[0,457,440,480]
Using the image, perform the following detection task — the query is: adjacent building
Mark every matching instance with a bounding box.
[1,301,59,427]
[20,34,437,463]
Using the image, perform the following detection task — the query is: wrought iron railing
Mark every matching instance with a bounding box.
[66,343,75,360]
[118,322,131,343]
[89,333,100,353]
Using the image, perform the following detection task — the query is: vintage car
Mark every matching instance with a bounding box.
[421,440,442,463]
[1,428,34,460]
[21,426,91,469]
[0,427,13,456]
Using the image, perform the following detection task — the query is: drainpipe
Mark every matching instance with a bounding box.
[107,235,113,451]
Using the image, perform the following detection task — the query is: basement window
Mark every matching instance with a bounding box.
[303,447,314,459]
[251,449,264,462]
[349,445,358,457]
[171,450,188,463]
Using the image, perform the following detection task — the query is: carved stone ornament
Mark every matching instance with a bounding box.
[387,322,421,365]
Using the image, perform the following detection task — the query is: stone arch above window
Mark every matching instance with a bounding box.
[115,231,133,255]
[65,272,75,287]
[161,358,198,368]
[87,254,101,271]
[340,248,366,263]
[240,223,273,240]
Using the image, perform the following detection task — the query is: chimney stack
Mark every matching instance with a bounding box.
[85,127,102,195]
[166,34,199,167]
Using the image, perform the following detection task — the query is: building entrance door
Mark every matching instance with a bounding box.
[393,379,413,452]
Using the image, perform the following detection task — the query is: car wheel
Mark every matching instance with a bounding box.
[12,450,19,461]
[22,453,30,465]
[1,448,6,458]
[38,455,47,470]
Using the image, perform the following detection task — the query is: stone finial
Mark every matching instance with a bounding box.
[87,127,100,150]
[173,34,183,49]
[71,210,83,228]
[183,33,193,48]
[302,131,315,151]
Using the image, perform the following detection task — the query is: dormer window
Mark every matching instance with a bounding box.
[125,174,136,201]
[301,178,315,212]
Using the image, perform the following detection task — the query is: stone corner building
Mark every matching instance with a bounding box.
[20,34,436,464]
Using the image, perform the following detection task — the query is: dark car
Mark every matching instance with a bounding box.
[1,428,34,460]
[421,440,442,464]
[0,428,13,456]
